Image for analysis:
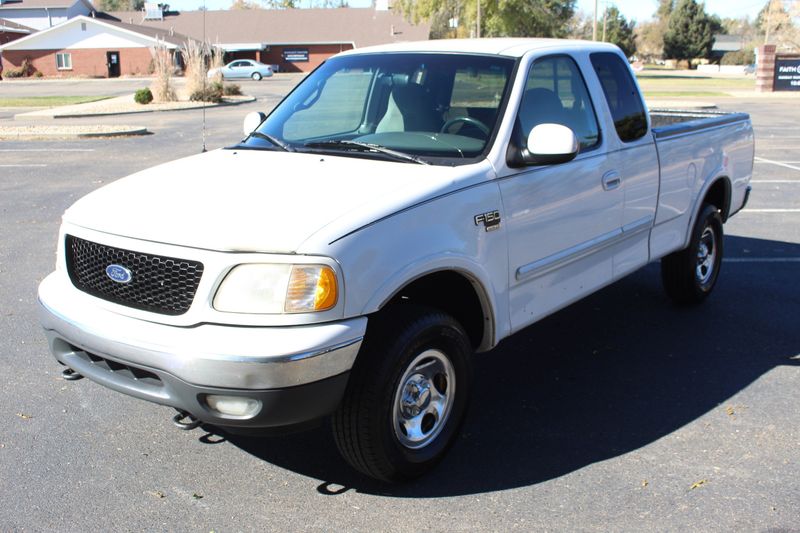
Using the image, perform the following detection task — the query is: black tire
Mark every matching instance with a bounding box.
[332,305,472,482]
[252,72,262,81]
[661,204,724,305]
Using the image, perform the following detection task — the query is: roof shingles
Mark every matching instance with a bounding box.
[103,8,429,48]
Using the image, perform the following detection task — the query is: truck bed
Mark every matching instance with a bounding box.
[649,109,751,138]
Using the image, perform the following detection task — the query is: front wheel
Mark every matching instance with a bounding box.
[332,305,472,482]
[251,72,262,81]
[661,204,724,304]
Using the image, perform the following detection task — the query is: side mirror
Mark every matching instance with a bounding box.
[243,111,267,137]
[524,123,579,165]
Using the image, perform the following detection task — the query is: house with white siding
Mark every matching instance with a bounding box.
[0,0,94,31]
[0,14,187,77]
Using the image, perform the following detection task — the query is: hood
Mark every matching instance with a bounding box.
[64,149,470,253]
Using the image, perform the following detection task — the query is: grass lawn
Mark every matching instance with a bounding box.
[635,72,755,97]
[0,95,113,107]
[643,91,731,98]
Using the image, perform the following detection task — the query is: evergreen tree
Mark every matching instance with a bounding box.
[663,0,721,61]
[602,6,636,57]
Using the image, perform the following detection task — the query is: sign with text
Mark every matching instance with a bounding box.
[282,49,309,62]
[774,57,800,91]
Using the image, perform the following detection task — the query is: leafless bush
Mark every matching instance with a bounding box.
[209,43,225,85]
[181,39,207,100]
[149,39,176,103]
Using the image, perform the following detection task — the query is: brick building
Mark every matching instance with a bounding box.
[0,5,429,77]
[0,17,32,45]
[0,14,187,77]
[105,6,430,73]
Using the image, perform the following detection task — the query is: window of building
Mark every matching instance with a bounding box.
[56,52,72,70]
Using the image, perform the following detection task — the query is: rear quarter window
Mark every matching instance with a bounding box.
[590,52,648,142]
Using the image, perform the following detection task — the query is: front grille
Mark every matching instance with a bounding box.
[65,235,204,315]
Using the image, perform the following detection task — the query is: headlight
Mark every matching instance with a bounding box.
[213,263,338,314]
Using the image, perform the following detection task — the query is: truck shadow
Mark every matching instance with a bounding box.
[222,235,800,496]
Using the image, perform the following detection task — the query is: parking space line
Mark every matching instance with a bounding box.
[753,157,800,171]
[741,208,800,213]
[751,180,800,183]
[0,149,95,152]
[0,164,48,167]
[725,258,800,263]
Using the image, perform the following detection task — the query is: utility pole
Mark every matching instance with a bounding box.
[764,0,774,44]
[476,0,481,38]
[602,2,608,42]
[593,0,598,40]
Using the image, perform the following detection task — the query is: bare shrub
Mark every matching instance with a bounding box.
[209,43,225,85]
[149,39,176,102]
[180,39,208,100]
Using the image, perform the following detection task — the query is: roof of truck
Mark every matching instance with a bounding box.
[338,38,622,58]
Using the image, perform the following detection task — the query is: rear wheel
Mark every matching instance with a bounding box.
[661,204,724,304]
[252,72,262,81]
[332,305,472,482]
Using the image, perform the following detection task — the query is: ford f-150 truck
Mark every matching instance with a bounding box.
[39,39,754,482]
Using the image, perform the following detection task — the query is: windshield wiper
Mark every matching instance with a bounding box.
[248,131,295,152]
[303,140,429,165]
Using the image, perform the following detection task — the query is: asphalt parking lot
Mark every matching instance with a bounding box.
[1,79,799,531]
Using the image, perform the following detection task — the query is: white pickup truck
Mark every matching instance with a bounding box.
[39,39,754,482]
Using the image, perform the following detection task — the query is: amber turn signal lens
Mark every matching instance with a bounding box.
[285,265,338,313]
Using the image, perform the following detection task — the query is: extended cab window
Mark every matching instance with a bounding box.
[517,55,599,150]
[590,52,648,142]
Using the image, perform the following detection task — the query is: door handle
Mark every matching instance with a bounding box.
[602,170,621,191]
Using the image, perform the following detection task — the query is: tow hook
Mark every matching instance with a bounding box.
[61,367,83,381]
[172,410,202,431]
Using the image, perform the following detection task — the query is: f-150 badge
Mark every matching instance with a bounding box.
[474,210,501,231]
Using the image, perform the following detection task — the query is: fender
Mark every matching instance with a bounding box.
[362,254,509,352]
[682,174,731,250]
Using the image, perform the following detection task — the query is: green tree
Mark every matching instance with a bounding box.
[395,0,575,39]
[95,0,145,11]
[663,0,722,61]
[602,6,636,57]
[656,0,674,21]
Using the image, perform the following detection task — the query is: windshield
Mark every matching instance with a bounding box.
[240,53,516,164]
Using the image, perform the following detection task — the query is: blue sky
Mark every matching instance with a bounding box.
[166,0,767,23]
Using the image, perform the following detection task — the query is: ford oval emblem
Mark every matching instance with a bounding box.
[106,264,133,284]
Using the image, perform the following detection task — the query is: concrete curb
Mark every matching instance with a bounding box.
[0,126,149,139]
[14,95,256,120]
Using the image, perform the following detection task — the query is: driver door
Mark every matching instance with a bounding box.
[498,54,624,332]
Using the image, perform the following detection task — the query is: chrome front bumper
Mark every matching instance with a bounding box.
[38,272,366,427]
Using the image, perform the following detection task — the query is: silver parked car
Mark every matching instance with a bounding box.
[208,59,274,81]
